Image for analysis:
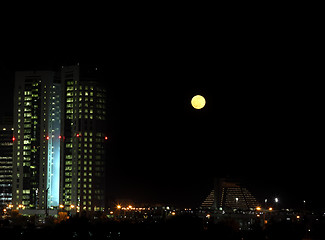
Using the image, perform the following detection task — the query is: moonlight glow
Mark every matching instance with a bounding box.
[191,95,206,109]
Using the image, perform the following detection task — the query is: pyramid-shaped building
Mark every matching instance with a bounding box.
[201,178,259,210]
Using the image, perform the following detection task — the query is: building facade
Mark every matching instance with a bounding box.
[60,65,107,212]
[12,71,61,210]
[0,117,13,206]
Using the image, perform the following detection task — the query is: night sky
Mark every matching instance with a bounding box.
[1,8,323,208]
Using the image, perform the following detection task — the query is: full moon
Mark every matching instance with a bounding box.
[191,95,206,109]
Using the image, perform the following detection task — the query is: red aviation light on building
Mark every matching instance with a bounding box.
[105,136,108,140]
[12,137,16,142]
[59,135,62,139]
[76,133,80,138]
[46,136,50,140]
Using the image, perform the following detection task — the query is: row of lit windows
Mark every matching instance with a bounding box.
[64,184,93,188]
[66,84,105,92]
[0,179,12,183]
[66,143,94,148]
[66,112,105,119]
[67,91,96,97]
[65,95,105,103]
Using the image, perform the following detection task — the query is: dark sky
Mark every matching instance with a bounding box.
[1,8,323,208]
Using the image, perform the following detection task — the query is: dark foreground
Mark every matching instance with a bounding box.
[0,214,323,240]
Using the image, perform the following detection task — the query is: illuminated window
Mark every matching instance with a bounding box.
[66,143,73,148]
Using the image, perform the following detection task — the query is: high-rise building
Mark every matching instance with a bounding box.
[12,65,107,213]
[60,65,107,212]
[0,117,13,206]
[12,71,61,210]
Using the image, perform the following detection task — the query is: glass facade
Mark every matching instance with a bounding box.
[47,83,61,207]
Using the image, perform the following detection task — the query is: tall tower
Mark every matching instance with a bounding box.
[60,65,107,212]
[12,71,61,210]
